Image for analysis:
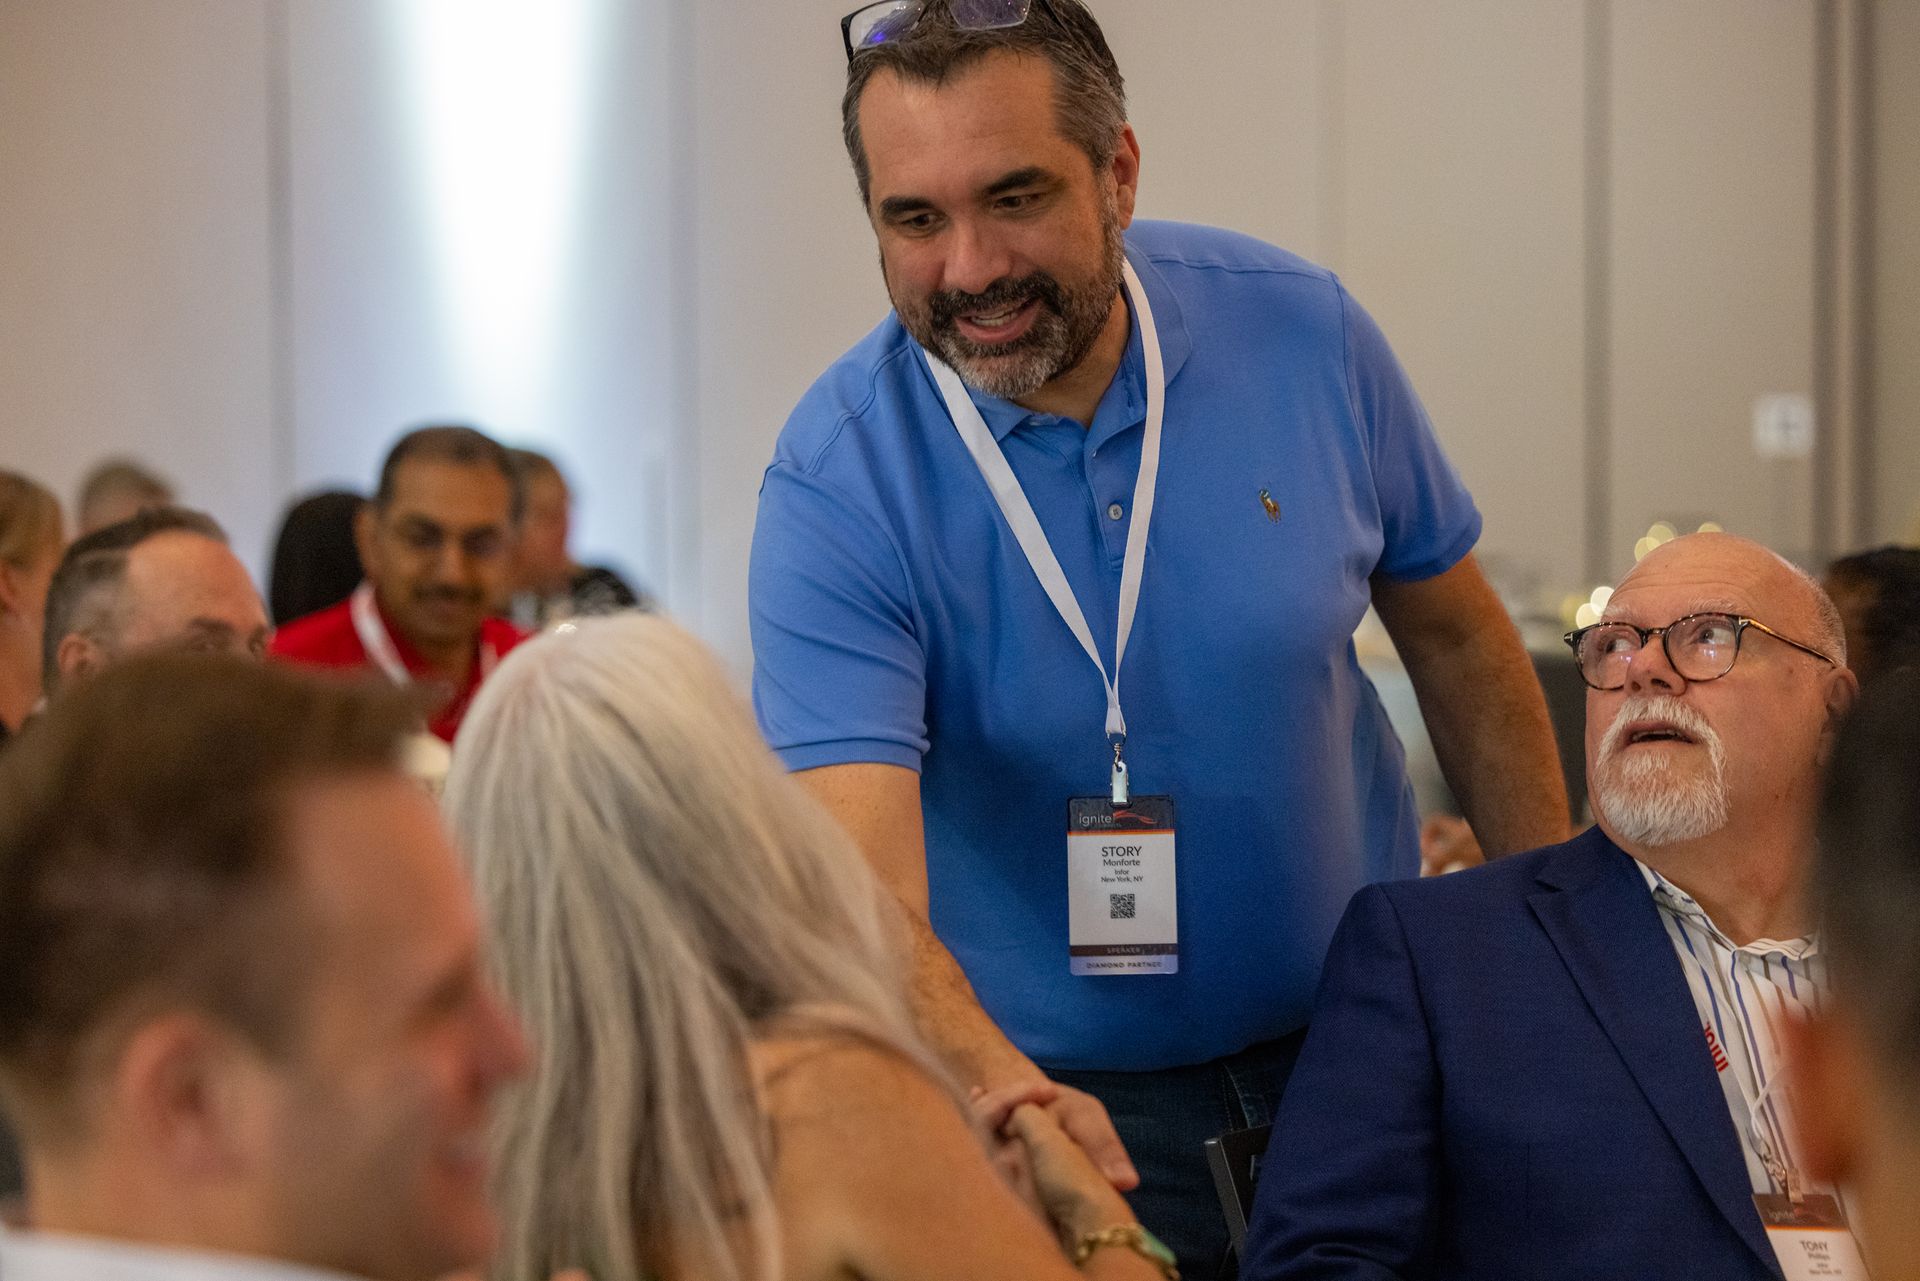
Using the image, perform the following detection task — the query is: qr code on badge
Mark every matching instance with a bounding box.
[1109,893,1136,920]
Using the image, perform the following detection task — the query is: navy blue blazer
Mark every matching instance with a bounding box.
[1241,827,1780,1281]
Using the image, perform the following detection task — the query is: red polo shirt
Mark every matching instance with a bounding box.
[269,588,527,742]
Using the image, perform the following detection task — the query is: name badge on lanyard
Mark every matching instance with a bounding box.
[925,257,1177,977]
[1753,1195,1869,1280]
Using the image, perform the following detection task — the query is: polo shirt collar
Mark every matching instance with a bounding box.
[925,239,1193,445]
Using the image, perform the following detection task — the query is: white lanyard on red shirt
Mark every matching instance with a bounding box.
[923,258,1165,803]
[349,582,498,688]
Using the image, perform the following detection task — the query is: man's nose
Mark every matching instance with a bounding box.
[1623,631,1684,695]
[943,218,1016,296]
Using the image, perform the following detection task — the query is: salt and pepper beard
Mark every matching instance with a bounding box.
[891,184,1126,400]
[1590,693,1733,846]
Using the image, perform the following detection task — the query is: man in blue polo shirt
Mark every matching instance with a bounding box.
[750,2,1571,1273]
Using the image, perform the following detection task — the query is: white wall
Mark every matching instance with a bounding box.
[2,0,1911,673]
[0,0,278,559]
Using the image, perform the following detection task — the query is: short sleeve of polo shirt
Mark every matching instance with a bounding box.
[751,460,930,773]
[1339,282,1482,582]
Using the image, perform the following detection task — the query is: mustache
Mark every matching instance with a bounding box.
[928,273,1066,330]
[411,585,485,607]
[1597,694,1719,763]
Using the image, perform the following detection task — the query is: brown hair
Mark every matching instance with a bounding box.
[0,652,416,1140]
[841,0,1128,207]
[0,471,61,575]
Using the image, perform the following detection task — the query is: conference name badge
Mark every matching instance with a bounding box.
[1753,1195,1870,1280]
[1067,795,1177,976]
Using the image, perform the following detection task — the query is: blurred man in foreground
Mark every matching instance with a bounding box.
[1245,534,1858,1280]
[42,506,269,698]
[0,654,530,1280]
[1792,670,1920,1280]
[272,427,525,742]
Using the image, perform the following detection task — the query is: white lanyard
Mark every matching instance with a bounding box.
[925,258,1165,803]
[349,581,499,689]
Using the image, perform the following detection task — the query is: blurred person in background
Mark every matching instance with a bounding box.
[0,471,63,740]
[42,506,269,698]
[504,447,649,629]
[1793,670,1920,1281]
[0,653,529,1281]
[1823,545,1920,688]
[75,457,174,536]
[270,489,366,626]
[272,427,525,743]
[445,614,1178,1281]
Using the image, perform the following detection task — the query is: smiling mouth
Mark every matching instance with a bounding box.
[953,296,1040,344]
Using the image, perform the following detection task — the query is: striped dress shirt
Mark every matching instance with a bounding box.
[1637,861,1850,1221]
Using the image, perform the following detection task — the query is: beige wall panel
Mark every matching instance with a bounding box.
[689,3,892,667]
[1100,3,1324,256]
[0,0,276,569]
[1334,0,1589,603]
[1875,0,1920,543]
[1609,0,1818,572]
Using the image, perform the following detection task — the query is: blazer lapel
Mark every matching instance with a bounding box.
[1529,830,1779,1275]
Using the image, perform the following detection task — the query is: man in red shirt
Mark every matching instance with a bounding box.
[272,426,527,742]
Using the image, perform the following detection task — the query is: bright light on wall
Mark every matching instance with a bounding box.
[393,0,603,432]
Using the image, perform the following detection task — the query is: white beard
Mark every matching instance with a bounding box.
[1591,694,1731,846]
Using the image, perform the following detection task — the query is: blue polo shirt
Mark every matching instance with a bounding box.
[750,220,1480,1071]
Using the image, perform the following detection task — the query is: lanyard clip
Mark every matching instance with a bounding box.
[1110,740,1130,807]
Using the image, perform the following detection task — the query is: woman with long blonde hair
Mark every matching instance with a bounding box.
[445,614,1164,1281]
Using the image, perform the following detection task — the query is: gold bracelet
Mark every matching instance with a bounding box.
[1071,1224,1181,1280]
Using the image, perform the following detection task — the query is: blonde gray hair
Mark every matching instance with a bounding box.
[444,614,938,1281]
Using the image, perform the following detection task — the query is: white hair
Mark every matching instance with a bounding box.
[444,614,942,1281]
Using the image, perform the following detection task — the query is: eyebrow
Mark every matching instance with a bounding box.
[984,166,1052,196]
[876,167,1060,222]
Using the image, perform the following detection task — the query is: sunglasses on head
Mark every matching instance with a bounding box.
[841,0,1049,61]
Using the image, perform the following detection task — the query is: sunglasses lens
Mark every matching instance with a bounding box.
[950,0,1034,29]
[848,0,920,51]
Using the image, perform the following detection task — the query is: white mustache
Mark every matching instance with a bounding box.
[1597,694,1720,764]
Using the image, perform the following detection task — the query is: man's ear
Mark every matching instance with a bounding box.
[1817,666,1861,766]
[113,1013,265,1180]
[1784,1007,1865,1186]
[55,632,106,687]
[0,560,23,616]
[352,503,380,580]
[1110,124,1141,228]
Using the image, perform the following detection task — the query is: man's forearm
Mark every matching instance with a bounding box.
[903,907,1041,1086]
[1409,629,1570,858]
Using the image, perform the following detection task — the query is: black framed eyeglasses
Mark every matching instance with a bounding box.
[842,0,1044,61]
[1563,611,1839,691]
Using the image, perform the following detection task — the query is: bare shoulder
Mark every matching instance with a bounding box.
[751,1029,965,1144]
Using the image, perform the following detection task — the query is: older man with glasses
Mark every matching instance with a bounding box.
[749,1,1571,1273]
[1242,532,1861,1281]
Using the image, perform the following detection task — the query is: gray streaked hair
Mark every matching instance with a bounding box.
[841,0,1128,207]
[444,614,943,1281]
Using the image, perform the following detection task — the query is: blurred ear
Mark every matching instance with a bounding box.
[0,560,23,615]
[1816,666,1860,766]
[113,1013,263,1180]
[54,632,106,686]
[1784,1007,1865,1185]
[352,504,380,580]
